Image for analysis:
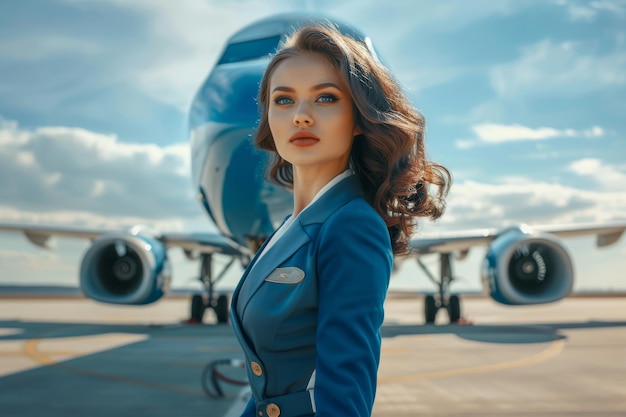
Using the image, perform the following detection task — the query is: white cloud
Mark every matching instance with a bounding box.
[0,119,203,225]
[0,205,192,232]
[44,172,62,187]
[569,158,626,191]
[457,123,604,148]
[490,40,626,98]
[435,170,626,231]
[80,0,293,110]
[593,0,626,13]
[346,0,537,38]
[567,5,598,21]
[27,126,191,175]
[16,151,35,167]
[556,0,626,21]
[474,124,574,142]
[0,119,28,146]
[336,1,539,94]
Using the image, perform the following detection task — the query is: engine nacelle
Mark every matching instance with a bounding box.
[79,232,172,305]
[481,225,573,305]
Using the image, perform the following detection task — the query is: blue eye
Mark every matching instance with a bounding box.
[317,94,338,103]
[274,96,293,105]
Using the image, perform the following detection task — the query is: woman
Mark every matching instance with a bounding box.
[230,24,450,417]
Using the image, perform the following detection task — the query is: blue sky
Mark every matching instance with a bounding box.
[0,0,625,293]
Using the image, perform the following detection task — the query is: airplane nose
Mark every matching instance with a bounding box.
[189,62,266,130]
[196,125,279,243]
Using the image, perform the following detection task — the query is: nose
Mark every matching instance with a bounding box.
[293,103,313,127]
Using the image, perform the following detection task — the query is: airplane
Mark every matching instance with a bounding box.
[1,12,625,325]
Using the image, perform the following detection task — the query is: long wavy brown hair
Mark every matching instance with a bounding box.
[255,24,451,255]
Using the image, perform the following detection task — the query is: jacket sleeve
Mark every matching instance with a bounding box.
[314,204,393,416]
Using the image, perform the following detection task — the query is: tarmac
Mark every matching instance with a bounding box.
[0,293,625,417]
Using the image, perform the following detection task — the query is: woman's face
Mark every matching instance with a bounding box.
[268,52,359,176]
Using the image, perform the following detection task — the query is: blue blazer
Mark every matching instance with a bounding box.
[230,175,393,417]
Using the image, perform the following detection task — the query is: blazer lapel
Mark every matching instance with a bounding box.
[231,217,285,334]
[237,219,311,317]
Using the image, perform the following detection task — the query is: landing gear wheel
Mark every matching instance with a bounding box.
[424,295,438,324]
[447,294,461,323]
[190,294,206,323]
[215,295,230,324]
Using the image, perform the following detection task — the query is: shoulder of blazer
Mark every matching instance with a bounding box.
[321,198,390,244]
[298,175,366,226]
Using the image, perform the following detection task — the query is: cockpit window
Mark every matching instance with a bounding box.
[217,35,281,65]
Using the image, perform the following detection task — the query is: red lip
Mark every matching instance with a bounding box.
[289,130,320,144]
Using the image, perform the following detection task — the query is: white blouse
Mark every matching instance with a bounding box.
[255,169,354,263]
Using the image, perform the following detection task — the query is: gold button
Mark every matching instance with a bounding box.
[266,403,280,417]
[250,361,263,377]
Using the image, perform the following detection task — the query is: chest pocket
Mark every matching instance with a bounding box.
[264,267,305,284]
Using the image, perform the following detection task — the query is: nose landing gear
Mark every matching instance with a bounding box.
[187,254,235,324]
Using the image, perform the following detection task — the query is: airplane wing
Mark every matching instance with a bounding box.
[0,222,250,257]
[5,220,624,258]
[410,221,626,255]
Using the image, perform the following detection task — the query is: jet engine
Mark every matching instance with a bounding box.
[481,225,573,305]
[79,232,172,305]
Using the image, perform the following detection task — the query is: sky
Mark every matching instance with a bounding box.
[0,0,625,295]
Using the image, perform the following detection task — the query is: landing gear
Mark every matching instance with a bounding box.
[424,295,437,323]
[190,294,206,322]
[447,294,461,323]
[214,294,229,324]
[188,254,236,324]
[418,253,463,324]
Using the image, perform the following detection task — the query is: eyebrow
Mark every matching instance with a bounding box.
[271,82,342,94]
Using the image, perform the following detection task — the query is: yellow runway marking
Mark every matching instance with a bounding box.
[23,337,205,397]
[3,346,77,358]
[378,339,565,383]
[24,339,56,366]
